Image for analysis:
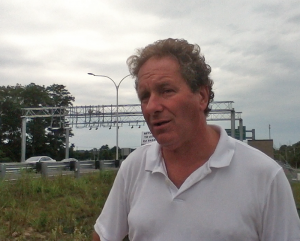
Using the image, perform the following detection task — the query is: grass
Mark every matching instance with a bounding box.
[0,170,116,241]
[1,171,300,240]
[291,182,300,208]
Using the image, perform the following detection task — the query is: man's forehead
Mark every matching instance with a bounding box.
[138,57,181,80]
[140,55,179,71]
[138,79,173,90]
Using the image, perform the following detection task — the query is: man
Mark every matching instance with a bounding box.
[93,38,300,240]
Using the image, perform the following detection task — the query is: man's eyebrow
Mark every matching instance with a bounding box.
[137,89,149,100]
[150,80,172,88]
[158,82,172,88]
[156,82,178,91]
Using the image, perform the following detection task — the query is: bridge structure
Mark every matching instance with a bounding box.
[21,101,243,162]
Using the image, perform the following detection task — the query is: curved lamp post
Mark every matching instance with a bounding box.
[88,73,131,161]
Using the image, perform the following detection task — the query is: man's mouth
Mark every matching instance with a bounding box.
[154,120,170,127]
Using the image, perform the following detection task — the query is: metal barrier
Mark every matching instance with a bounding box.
[0,160,117,181]
[0,162,35,180]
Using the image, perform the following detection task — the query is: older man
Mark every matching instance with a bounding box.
[93,38,300,241]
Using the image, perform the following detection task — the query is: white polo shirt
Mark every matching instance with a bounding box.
[94,126,300,241]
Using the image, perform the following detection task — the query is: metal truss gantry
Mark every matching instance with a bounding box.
[21,101,239,127]
[20,101,243,162]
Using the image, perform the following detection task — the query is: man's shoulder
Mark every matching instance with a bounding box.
[234,139,273,159]
[232,139,281,172]
[121,141,159,169]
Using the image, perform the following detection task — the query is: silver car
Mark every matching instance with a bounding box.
[25,156,56,163]
[61,158,78,163]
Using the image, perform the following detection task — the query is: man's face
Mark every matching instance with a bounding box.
[137,56,208,149]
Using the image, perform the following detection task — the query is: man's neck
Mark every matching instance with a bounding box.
[162,125,219,164]
[161,125,220,188]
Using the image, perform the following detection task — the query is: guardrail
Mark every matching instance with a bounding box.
[0,160,118,181]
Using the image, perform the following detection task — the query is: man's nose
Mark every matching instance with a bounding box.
[144,94,163,114]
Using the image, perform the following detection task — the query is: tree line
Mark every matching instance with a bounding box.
[274,142,300,169]
[1,83,299,166]
[70,144,133,161]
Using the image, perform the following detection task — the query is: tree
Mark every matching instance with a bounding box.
[71,150,92,161]
[0,85,23,162]
[0,83,75,162]
[99,145,113,160]
[46,84,75,107]
[274,142,300,168]
[110,146,121,160]
[44,84,75,161]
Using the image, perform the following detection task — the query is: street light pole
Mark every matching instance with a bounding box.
[88,73,131,161]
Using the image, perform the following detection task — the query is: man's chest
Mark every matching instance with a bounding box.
[126,172,260,241]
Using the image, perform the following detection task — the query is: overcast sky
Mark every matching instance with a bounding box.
[1,0,299,150]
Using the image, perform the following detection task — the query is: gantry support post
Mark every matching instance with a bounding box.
[231,109,235,138]
[21,118,26,162]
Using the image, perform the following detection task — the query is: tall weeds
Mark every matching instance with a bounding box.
[1,171,299,240]
[0,171,116,241]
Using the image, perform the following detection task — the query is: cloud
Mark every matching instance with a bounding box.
[0,0,299,149]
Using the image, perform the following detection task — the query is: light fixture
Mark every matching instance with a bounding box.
[88,73,131,160]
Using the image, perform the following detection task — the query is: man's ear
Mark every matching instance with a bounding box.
[198,86,209,110]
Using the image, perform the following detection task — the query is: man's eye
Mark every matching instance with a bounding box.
[139,94,149,103]
[140,98,149,104]
[163,89,174,94]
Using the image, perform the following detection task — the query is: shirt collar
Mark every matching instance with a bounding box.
[144,125,236,172]
[144,141,164,173]
[207,125,235,168]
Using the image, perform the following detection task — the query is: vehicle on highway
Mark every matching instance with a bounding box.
[60,158,79,171]
[25,156,56,163]
[60,158,78,163]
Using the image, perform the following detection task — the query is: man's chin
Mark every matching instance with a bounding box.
[155,136,177,148]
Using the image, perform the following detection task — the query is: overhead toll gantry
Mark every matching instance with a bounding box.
[21,101,243,162]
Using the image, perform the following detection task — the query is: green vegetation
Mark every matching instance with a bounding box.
[69,145,136,162]
[0,170,116,241]
[274,141,300,168]
[0,170,299,240]
[291,182,300,208]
